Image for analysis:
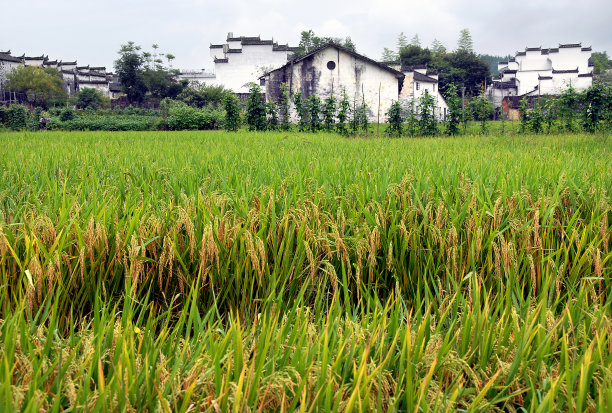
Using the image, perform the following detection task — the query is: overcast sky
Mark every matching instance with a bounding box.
[2,0,611,71]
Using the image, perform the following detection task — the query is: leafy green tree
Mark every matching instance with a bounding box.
[358,97,369,133]
[176,84,228,108]
[418,90,437,135]
[444,84,462,135]
[114,42,147,104]
[73,88,104,110]
[381,48,399,63]
[245,83,267,131]
[399,45,432,67]
[336,89,350,136]
[590,52,612,75]
[527,100,544,134]
[322,93,336,132]
[385,100,403,136]
[223,92,241,131]
[431,39,447,57]
[295,30,357,57]
[457,29,473,53]
[471,90,494,134]
[6,66,66,108]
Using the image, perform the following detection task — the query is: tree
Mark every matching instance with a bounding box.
[176,84,228,108]
[397,32,408,50]
[410,34,421,48]
[381,48,399,63]
[293,92,308,132]
[245,83,267,131]
[444,84,462,135]
[322,93,337,132]
[295,30,357,57]
[386,100,403,136]
[399,45,432,67]
[470,89,494,134]
[431,39,447,57]
[6,66,66,108]
[72,88,105,110]
[114,42,147,104]
[223,92,241,131]
[590,52,612,75]
[457,29,473,53]
[417,90,437,135]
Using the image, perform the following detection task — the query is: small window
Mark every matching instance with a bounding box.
[260,78,265,86]
[416,82,420,90]
[327,61,336,70]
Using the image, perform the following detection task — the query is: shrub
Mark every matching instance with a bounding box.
[6,104,29,130]
[322,93,336,132]
[167,104,222,130]
[60,107,75,121]
[73,88,105,110]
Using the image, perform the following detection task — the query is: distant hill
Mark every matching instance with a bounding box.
[478,54,513,75]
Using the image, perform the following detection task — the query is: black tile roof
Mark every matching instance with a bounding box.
[525,47,541,52]
[578,72,593,77]
[242,39,274,46]
[227,48,242,53]
[413,71,437,83]
[538,75,552,80]
[498,61,508,65]
[261,42,404,79]
[210,44,224,49]
[516,51,526,56]
[24,55,45,60]
[214,58,228,63]
[559,43,581,48]
[0,53,22,63]
[581,47,592,51]
[59,61,77,66]
[552,68,578,74]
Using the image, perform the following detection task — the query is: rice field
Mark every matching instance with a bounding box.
[0,130,610,412]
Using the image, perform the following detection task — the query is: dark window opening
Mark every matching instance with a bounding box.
[327,61,336,70]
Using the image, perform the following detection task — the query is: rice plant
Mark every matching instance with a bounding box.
[0,130,610,411]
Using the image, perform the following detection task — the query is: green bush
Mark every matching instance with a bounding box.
[6,104,29,130]
[167,104,223,130]
[60,107,75,121]
[0,106,6,126]
[48,115,159,131]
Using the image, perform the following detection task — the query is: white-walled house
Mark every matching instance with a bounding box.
[261,43,409,122]
[0,51,23,97]
[489,43,593,107]
[389,64,449,121]
[204,33,299,93]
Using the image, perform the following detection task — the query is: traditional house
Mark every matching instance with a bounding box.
[0,51,23,98]
[261,43,448,122]
[205,33,299,93]
[489,43,593,108]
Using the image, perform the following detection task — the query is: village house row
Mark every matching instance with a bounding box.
[1,33,594,120]
[0,50,122,101]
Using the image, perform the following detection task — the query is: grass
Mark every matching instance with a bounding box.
[0,130,610,411]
